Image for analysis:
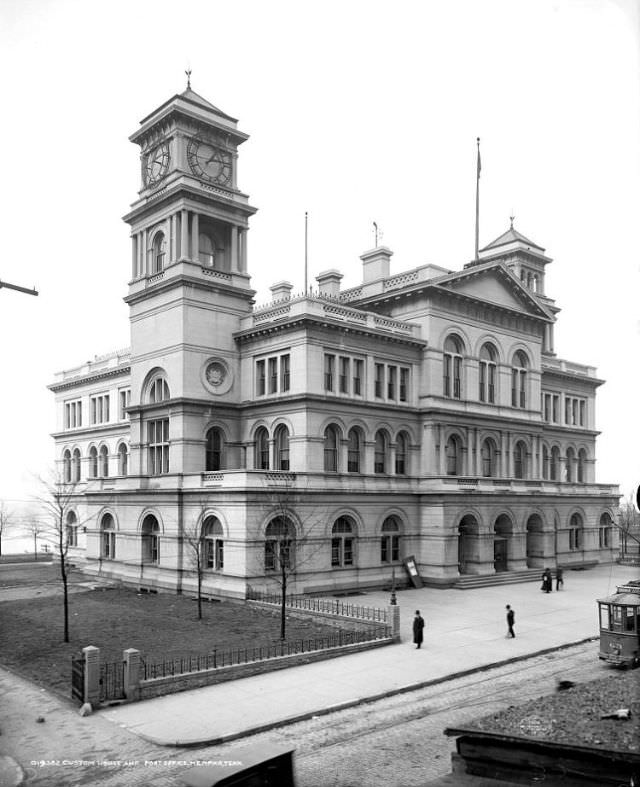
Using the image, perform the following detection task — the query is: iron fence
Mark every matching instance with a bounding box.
[247,589,389,623]
[141,627,388,681]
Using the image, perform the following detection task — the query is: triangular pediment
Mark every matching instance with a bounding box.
[435,264,551,320]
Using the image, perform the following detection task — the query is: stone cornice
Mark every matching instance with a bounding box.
[233,314,427,349]
[48,366,131,393]
[124,272,255,307]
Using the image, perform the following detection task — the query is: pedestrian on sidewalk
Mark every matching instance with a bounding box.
[506,605,515,638]
[556,567,564,591]
[413,610,425,649]
[541,568,552,593]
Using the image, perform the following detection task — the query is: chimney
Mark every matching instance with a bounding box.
[360,246,393,283]
[316,269,343,298]
[270,281,293,302]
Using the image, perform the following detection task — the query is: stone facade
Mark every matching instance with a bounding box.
[50,85,619,595]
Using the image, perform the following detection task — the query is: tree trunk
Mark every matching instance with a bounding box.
[197,555,203,621]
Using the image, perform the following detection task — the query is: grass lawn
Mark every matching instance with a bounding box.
[0,585,361,699]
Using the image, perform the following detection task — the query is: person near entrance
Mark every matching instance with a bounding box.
[506,605,515,638]
[556,567,564,591]
[541,568,552,593]
[413,610,425,649]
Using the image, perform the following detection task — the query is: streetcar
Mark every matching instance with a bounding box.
[597,579,640,668]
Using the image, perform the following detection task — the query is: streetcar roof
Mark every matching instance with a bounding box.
[597,593,640,605]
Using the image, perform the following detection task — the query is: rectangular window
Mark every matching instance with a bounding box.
[256,360,266,396]
[268,358,278,394]
[453,357,462,399]
[599,605,610,630]
[552,395,558,422]
[90,394,110,425]
[375,363,384,398]
[280,354,290,392]
[353,359,363,396]
[64,400,82,429]
[119,389,131,421]
[215,539,224,570]
[579,400,585,426]
[565,398,571,424]
[148,418,169,475]
[324,354,335,392]
[339,357,350,394]
[387,366,396,400]
[399,368,409,402]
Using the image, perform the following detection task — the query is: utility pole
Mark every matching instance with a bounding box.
[0,279,38,296]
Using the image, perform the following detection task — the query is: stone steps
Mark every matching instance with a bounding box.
[453,569,544,590]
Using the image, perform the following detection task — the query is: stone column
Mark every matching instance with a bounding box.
[438,425,446,475]
[240,228,248,273]
[191,212,199,262]
[170,214,177,262]
[131,235,137,279]
[180,209,188,261]
[230,225,239,272]
[123,648,141,702]
[141,229,148,275]
[82,645,100,708]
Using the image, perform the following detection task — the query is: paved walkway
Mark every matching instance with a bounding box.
[102,564,638,747]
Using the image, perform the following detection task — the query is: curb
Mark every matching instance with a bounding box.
[138,636,597,748]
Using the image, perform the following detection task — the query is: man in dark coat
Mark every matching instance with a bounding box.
[506,605,515,638]
[541,568,552,593]
[413,610,425,649]
[556,567,564,591]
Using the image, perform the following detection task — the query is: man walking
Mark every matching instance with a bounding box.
[413,610,425,649]
[556,567,564,591]
[506,605,515,638]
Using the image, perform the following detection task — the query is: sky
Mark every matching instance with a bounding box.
[0,0,639,522]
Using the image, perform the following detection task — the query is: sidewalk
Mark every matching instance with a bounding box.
[102,564,638,747]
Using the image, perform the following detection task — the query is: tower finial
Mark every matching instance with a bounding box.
[185,68,192,90]
[510,214,515,229]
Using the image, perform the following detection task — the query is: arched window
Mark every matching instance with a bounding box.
[331,516,355,567]
[395,432,408,475]
[118,443,128,476]
[101,513,116,559]
[199,232,215,267]
[599,513,612,549]
[577,449,587,483]
[63,450,72,483]
[481,438,497,477]
[99,445,109,478]
[265,517,294,571]
[141,514,160,564]
[255,427,269,470]
[202,516,224,570]
[514,440,527,479]
[511,351,528,408]
[205,427,224,471]
[443,335,463,399]
[274,425,290,471]
[374,430,388,474]
[66,511,78,548]
[72,448,81,482]
[566,447,576,482]
[152,232,166,273]
[347,428,362,473]
[380,516,401,563]
[323,426,339,472]
[479,343,497,403]
[550,446,560,481]
[446,434,462,476]
[569,513,583,551]
[148,375,170,403]
[89,446,98,479]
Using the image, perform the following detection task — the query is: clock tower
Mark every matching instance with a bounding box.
[123,83,257,476]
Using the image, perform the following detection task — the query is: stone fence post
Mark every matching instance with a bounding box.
[388,605,401,642]
[82,645,100,708]
[123,648,141,702]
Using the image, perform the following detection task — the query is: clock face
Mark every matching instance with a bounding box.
[145,142,170,186]
[187,138,232,186]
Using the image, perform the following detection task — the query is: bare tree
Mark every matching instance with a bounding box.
[25,515,45,561]
[0,500,14,557]
[256,474,327,640]
[618,493,640,560]
[182,499,214,621]
[34,473,84,643]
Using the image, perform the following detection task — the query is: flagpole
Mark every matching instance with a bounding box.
[304,211,308,294]
[475,137,481,261]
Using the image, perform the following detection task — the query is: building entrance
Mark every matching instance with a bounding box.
[494,538,508,572]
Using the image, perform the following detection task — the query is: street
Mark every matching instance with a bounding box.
[3,639,609,787]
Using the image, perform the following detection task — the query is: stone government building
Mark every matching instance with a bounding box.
[50,84,619,596]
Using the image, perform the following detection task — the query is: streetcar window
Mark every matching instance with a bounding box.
[599,604,610,630]
[611,606,624,632]
[624,607,636,632]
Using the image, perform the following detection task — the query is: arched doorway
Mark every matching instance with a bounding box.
[526,514,544,568]
[493,514,512,572]
[458,515,479,575]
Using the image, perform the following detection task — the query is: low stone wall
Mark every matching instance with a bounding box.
[138,637,393,700]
